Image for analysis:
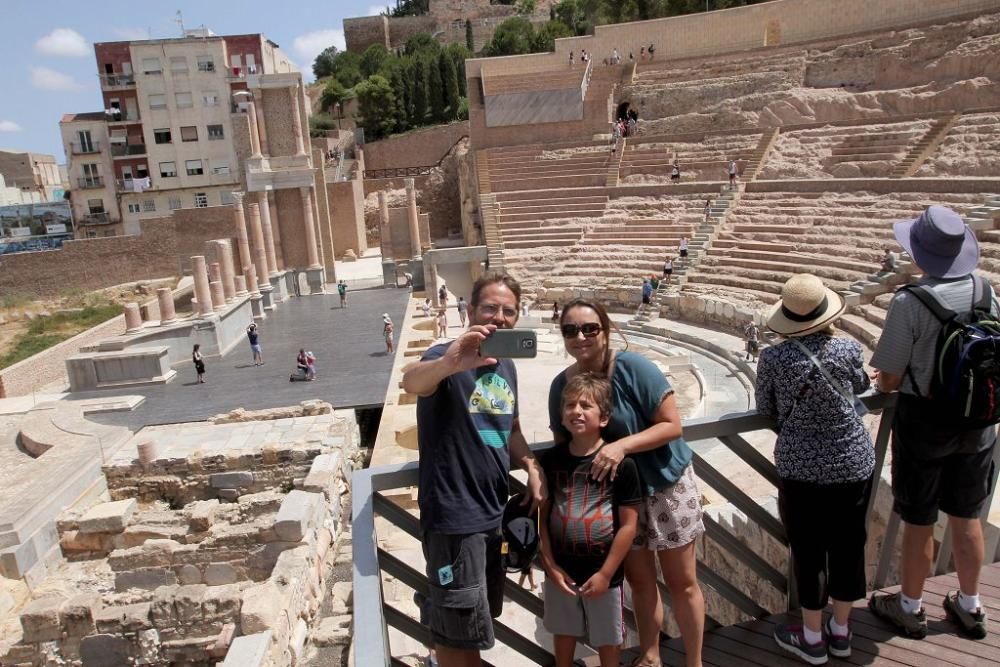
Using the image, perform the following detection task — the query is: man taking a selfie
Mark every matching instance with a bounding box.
[402,272,547,667]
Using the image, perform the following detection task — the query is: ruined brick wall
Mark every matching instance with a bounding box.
[172,206,245,275]
[362,122,468,171]
[274,189,309,269]
[387,16,439,48]
[261,87,297,158]
[230,113,252,190]
[328,179,367,258]
[344,16,390,53]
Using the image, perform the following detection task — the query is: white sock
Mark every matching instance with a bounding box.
[829,618,849,637]
[958,590,981,613]
[900,593,922,615]
[803,625,823,645]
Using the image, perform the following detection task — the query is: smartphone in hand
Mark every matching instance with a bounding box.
[480,329,537,358]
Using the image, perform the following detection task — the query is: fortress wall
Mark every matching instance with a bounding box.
[362,122,468,171]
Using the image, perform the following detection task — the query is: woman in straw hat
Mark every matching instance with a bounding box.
[756,274,875,665]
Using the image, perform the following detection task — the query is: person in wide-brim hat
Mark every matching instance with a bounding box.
[767,273,846,337]
[894,204,978,279]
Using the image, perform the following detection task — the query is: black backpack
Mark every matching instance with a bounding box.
[902,275,1000,428]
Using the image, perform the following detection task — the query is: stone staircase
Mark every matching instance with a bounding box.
[606,137,625,187]
[670,185,743,283]
[479,194,505,271]
[476,149,491,195]
[745,127,780,181]
[891,113,961,178]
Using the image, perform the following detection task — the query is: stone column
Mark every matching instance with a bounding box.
[192,256,214,318]
[232,193,253,274]
[245,99,262,158]
[245,265,260,296]
[210,281,226,312]
[248,202,271,281]
[254,93,270,155]
[301,187,322,269]
[267,194,285,271]
[405,178,422,259]
[234,275,248,296]
[257,193,280,277]
[209,262,222,285]
[156,288,176,325]
[124,302,142,333]
[217,240,238,303]
[290,83,306,156]
[246,266,265,319]
[378,190,391,255]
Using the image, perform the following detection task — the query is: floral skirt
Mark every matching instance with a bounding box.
[632,464,705,551]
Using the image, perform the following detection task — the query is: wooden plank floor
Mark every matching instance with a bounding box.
[616,562,1000,666]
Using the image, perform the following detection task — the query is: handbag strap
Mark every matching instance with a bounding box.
[791,338,856,406]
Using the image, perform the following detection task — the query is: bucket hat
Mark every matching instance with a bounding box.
[767,274,846,337]
[893,205,978,279]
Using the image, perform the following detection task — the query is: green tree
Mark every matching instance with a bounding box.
[439,51,461,120]
[515,0,537,14]
[360,44,390,78]
[387,66,411,132]
[445,43,471,96]
[327,51,363,88]
[531,20,574,52]
[482,17,535,57]
[409,58,429,126]
[319,79,354,128]
[312,46,339,79]
[405,33,440,57]
[390,0,429,16]
[428,54,447,122]
[457,97,469,121]
[355,75,397,139]
[465,19,475,52]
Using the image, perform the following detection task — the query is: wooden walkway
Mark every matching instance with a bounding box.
[621,562,1000,666]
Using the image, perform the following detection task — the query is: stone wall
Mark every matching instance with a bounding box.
[328,179,367,258]
[274,189,309,269]
[362,122,468,172]
[343,16,390,53]
[261,87,298,159]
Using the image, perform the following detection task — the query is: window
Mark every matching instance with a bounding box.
[168,197,182,210]
[142,199,156,212]
[196,56,215,72]
[127,202,141,214]
[194,192,208,208]
[220,190,234,205]
[207,124,224,140]
[153,128,172,144]
[87,199,105,214]
[149,94,166,110]
[212,162,230,175]
[169,56,188,73]
[180,126,198,142]
[159,161,177,178]
[201,92,219,107]
[185,159,204,176]
[141,57,162,75]
[175,92,193,108]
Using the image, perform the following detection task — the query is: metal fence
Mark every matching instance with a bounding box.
[363,166,437,180]
[350,391,972,666]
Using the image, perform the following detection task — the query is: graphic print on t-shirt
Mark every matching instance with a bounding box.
[469,372,515,448]
[551,467,614,555]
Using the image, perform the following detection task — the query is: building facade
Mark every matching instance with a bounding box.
[0,151,64,206]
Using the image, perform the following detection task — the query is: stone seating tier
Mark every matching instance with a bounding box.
[916,113,1000,178]
[485,70,585,96]
[635,50,806,86]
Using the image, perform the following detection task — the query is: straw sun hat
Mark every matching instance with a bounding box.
[766,274,846,337]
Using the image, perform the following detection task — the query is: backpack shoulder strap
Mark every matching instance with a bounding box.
[973,275,993,312]
[899,283,956,323]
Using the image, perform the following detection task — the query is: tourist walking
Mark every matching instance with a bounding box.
[247,323,263,366]
[192,344,205,384]
[550,298,705,667]
[569,51,575,66]
[438,283,449,308]
[551,301,560,323]
[436,308,448,338]
[756,274,875,665]
[728,159,739,187]
[663,257,674,284]
[457,296,468,328]
[704,198,712,223]
[744,321,760,362]
[679,237,690,264]
[337,280,348,308]
[869,205,998,641]
[612,47,620,64]
[383,313,394,354]
[641,278,653,305]
[879,247,897,276]
[671,162,681,183]
[402,273,546,667]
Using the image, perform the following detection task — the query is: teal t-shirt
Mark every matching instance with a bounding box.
[548,351,693,495]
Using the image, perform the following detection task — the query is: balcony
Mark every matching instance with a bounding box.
[105,110,141,123]
[76,177,104,189]
[116,177,152,193]
[70,141,101,155]
[102,73,135,88]
[110,143,147,157]
[78,211,113,226]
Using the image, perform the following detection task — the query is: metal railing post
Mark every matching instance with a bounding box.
[351,468,391,667]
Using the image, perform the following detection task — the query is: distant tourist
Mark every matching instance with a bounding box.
[436,308,448,338]
[704,198,712,222]
[296,348,309,378]
[879,247,897,275]
[421,297,432,318]
[521,300,530,317]
[679,237,689,263]
[404,272,413,288]
[383,314,394,354]
[581,49,589,63]
[728,159,739,187]
[569,51,575,66]
[628,51,634,62]
[743,321,760,362]
[650,274,660,290]
[457,296,468,327]
[648,43,656,60]
[438,283,449,307]
[403,273,545,666]
[662,257,674,284]
[641,278,653,305]
[869,206,996,642]
[192,344,205,384]
[337,280,348,308]
[612,47,620,64]
[305,350,317,380]
[551,298,705,667]
[671,162,681,183]
[756,274,874,665]
[639,45,645,61]
[247,323,263,366]
[551,301,560,323]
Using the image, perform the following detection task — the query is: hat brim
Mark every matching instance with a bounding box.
[894,217,979,279]
[766,287,846,337]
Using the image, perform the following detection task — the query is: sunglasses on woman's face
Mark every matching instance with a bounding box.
[561,323,603,338]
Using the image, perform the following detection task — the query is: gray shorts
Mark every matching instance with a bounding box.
[421,529,504,650]
[542,577,624,648]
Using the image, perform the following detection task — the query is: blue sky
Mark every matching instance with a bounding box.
[0,0,385,160]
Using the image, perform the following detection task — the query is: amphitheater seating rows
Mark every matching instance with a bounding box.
[623,133,762,182]
[634,49,806,86]
[915,112,1000,177]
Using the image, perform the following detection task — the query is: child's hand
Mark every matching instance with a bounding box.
[544,565,577,596]
[580,571,610,598]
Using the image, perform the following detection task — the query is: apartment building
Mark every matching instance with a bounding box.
[0,150,64,205]
[61,30,297,237]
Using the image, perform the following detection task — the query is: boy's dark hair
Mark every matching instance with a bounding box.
[562,371,612,418]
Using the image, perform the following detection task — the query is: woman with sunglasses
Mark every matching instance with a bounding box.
[547,298,704,667]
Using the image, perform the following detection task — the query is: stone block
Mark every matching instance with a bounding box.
[80,634,130,667]
[210,472,254,489]
[115,567,178,592]
[301,452,343,498]
[204,562,239,586]
[20,596,64,642]
[210,622,237,658]
[115,523,188,548]
[150,585,179,626]
[188,499,220,532]
[202,583,241,620]
[240,582,281,634]
[109,539,180,570]
[218,489,241,502]
[273,490,324,542]
[312,615,352,647]
[175,584,207,624]
[94,602,152,633]
[331,581,353,607]
[59,593,99,637]
[79,499,137,534]
[220,630,271,667]
[61,530,114,555]
[176,564,202,585]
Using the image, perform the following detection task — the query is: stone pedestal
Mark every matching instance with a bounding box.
[305,267,326,295]
[409,257,425,290]
[156,288,176,325]
[210,281,226,313]
[192,256,214,318]
[124,303,142,333]
[382,259,397,288]
[249,294,265,319]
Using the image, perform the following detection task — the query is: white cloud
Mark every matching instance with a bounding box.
[35,28,89,57]
[0,120,23,133]
[112,27,150,41]
[292,29,346,66]
[30,67,86,92]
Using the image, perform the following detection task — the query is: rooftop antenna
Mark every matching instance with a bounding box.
[175,10,185,37]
